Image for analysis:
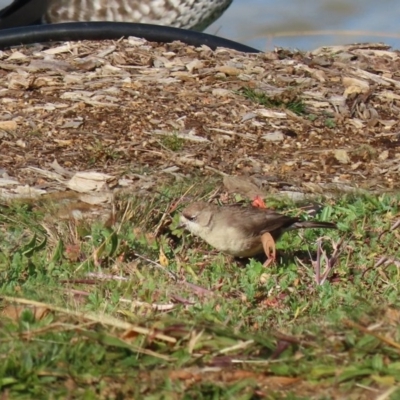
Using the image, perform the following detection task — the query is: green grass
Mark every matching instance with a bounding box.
[238,87,306,116]
[1,186,400,399]
[87,139,123,166]
[160,132,185,152]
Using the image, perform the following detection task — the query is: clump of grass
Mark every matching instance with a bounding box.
[1,186,400,398]
[87,139,122,166]
[238,86,306,115]
[160,132,185,151]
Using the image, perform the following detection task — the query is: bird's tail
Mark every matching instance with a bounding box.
[291,221,337,230]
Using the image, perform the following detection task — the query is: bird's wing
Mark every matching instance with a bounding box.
[227,206,299,237]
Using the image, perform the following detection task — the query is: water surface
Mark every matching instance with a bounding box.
[207,0,400,51]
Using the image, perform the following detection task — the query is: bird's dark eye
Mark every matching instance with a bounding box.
[185,214,197,222]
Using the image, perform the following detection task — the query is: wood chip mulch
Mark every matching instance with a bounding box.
[0,37,399,210]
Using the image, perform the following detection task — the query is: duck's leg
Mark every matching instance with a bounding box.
[261,232,276,267]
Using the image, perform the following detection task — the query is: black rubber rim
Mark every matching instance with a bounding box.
[0,21,261,53]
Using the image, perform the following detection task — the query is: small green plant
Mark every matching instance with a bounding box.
[325,118,336,128]
[286,99,306,115]
[160,132,184,151]
[88,139,122,166]
[308,113,318,121]
[238,86,306,115]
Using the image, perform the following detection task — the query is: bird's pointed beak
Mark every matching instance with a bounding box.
[176,216,186,230]
[177,221,185,229]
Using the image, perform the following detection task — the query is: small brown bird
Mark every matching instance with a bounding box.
[179,201,337,266]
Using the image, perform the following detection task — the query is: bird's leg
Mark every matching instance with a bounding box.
[261,232,276,267]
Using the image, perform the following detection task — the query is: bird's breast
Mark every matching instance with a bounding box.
[203,226,263,258]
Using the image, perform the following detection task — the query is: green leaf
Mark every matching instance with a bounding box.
[20,234,37,257]
[338,367,373,382]
[108,232,119,258]
[0,377,18,386]
[20,234,47,258]
[371,354,384,372]
[320,205,333,221]
[50,239,64,263]
[309,366,337,378]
